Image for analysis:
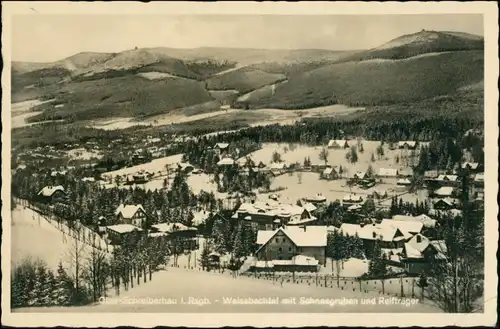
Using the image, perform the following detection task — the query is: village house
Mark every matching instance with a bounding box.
[342,194,364,207]
[401,234,447,274]
[396,178,412,191]
[377,168,399,178]
[106,224,143,245]
[327,139,349,149]
[340,222,411,249]
[350,171,368,180]
[255,225,327,268]
[398,141,418,150]
[115,204,148,228]
[232,201,315,230]
[435,174,459,187]
[461,162,481,173]
[472,173,485,200]
[214,143,230,157]
[37,185,66,203]
[321,166,339,180]
[433,198,456,211]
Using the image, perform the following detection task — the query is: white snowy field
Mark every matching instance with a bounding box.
[257,172,427,206]
[103,154,184,179]
[14,267,440,313]
[11,206,111,274]
[11,99,57,129]
[241,141,414,172]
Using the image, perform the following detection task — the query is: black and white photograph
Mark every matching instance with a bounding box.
[1,1,498,327]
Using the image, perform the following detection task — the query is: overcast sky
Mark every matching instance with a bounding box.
[12,14,483,62]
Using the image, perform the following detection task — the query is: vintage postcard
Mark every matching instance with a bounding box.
[1,1,498,327]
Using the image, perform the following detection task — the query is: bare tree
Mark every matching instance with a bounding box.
[319,148,329,165]
[83,248,109,302]
[67,234,87,300]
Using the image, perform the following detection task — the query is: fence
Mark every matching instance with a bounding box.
[15,197,113,254]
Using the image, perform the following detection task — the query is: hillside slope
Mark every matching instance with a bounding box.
[339,30,483,62]
[206,67,287,94]
[26,75,214,122]
[242,50,483,109]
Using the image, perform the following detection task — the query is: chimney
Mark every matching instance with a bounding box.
[302,225,307,232]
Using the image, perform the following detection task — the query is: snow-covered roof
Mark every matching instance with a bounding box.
[214,143,229,149]
[378,168,398,177]
[437,174,458,182]
[433,198,455,207]
[106,224,143,234]
[217,158,235,166]
[351,171,367,179]
[398,141,417,147]
[347,204,363,211]
[323,167,334,175]
[51,170,68,177]
[256,226,328,248]
[302,202,317,213]
[404,235,446,260]
[404,234,430,259]
[152,222,196,233]
[305,194,327,203]
[397,178,411,185]
[236,201,308,218]
[393,214,436,229]
[461,162,479,170]
[474,173,485,182]
[327,140,347,147]
[38,185,65,197]
[340,223,407,242]
[435,186,454,197]
[381,219,423,235]
[81,177,95,182]
[269,162,288,170]
[115,204,146,219]
[343,194,363,202]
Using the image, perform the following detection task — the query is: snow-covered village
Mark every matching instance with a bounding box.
[5,7,492,319]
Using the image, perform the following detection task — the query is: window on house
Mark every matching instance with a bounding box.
[288,247,292,252]
[278,247,282,253]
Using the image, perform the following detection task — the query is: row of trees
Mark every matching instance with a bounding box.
[326,230,365,287]
[11,259,82,308]
[11,168,216,230]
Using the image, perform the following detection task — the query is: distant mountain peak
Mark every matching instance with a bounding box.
[375,30,483,51]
